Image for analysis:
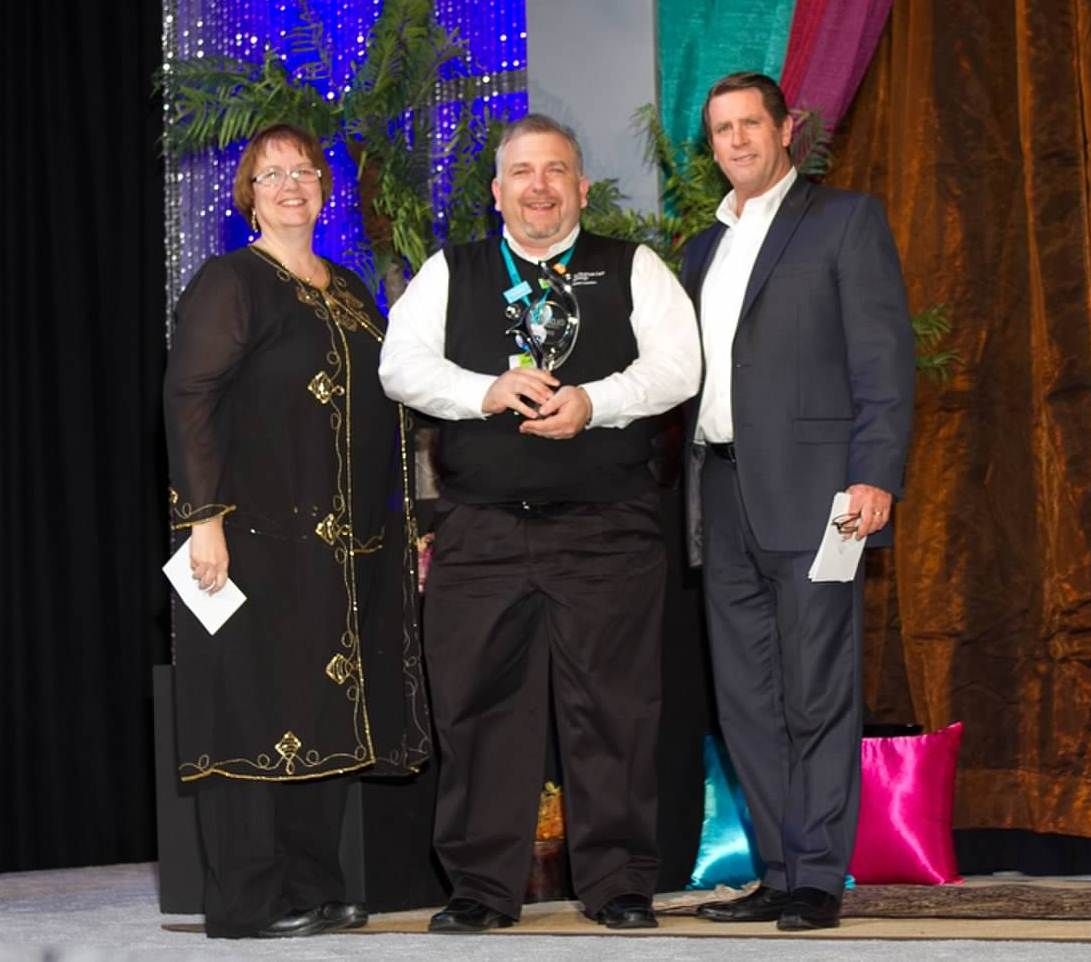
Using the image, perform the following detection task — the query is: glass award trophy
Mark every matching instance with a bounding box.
[504,260,580,371]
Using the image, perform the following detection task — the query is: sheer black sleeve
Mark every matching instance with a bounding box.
[163,256,251,529]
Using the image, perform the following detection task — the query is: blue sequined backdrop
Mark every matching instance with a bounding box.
[162,0,528,330]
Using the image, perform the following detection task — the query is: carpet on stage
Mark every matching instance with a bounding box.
[162,878,1091,942]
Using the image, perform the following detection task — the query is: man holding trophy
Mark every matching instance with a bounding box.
[380,114,699,932]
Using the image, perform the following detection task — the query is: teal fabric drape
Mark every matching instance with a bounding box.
[658,0,795,145]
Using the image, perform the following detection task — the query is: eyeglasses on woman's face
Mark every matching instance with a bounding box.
[251,166,323,189]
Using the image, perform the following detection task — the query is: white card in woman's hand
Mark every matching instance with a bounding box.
[162,536,247,635]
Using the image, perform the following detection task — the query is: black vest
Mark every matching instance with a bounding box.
[439,230,654,503]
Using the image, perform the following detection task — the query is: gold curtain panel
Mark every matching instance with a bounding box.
[826,0,1091,836]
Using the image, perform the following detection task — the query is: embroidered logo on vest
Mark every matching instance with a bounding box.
[569,269,607,287]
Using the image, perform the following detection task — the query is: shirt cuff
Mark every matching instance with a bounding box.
[580,379,621,429]
[451,370,499,419]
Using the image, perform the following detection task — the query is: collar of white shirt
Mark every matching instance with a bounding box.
[502,224,581,264]
[715,166,798,229]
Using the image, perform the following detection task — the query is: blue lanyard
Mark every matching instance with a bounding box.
[500,237,575,307]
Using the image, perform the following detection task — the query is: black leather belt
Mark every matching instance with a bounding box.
[492,500,584,519]
[707,442,737,463]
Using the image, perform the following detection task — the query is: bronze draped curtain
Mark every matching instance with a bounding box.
[827,0,1091,836]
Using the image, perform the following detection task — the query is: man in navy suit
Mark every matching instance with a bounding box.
[683,72,915,930]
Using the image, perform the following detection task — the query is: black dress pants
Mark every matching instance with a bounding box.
[196,776,349,938]
[701,453,863,898]
[424,494,666,920]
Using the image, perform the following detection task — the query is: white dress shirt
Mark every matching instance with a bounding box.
[379,225,700,429]
[695,167,798,443]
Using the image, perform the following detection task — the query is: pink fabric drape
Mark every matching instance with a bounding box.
[779,0,832,102]
[781,0,894,129]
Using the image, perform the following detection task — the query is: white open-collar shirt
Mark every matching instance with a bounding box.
[695,166,797,443]
[379,224,700,429]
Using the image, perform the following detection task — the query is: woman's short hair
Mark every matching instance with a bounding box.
[232,123,333,221]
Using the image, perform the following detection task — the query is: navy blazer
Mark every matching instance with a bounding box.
[682,176,915,563]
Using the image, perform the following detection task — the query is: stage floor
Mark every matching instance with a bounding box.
[1,862,1089,961]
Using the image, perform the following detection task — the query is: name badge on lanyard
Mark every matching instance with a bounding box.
[504,279,533,304]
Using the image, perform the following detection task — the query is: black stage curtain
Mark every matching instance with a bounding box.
[0,1,170,871]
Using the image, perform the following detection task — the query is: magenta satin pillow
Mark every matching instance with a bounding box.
[848,721,964,884]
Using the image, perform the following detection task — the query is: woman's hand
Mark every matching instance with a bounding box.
[189,516,229,594]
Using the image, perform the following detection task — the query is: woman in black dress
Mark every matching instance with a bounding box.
[164,124,430,939]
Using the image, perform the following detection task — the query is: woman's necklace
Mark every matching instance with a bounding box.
[249,245,383,341]
[252,241,327,288]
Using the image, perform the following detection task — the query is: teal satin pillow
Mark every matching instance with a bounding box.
[689,733,859,891]
[688,733,763,889]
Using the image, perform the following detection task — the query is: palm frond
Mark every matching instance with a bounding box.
[582,180,686,269]
[911,305,960,380]
[911,304,952,349]
[624,104,724,244]
[583,179,627,218]
[373,163,433,273]
[791,108,834,178]
[663,147,724,233]
[915,350,960,381]
[161,50,339,153]
[341,0,466,149]
[442,116,504,245]
[632,103,676,175]
[338,0,475,274]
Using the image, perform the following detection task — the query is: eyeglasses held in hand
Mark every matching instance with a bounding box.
[251,166,323,188]
[830,512,861,536]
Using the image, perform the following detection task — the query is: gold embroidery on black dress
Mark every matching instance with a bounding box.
[249,245,384,343]
[179,248,431,783]
[326,653,353,685]
[307,370,342,404]
[179,249,380,783]
[276,730,303,775]
[168,486,236,530]
[384,402,431,773]
[315,512,345,546]
[330,318,378,763]
[352,531,384,555]
[314,512,383,553]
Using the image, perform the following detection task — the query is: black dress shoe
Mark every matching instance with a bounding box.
[428,897,515,933]
[696,884,791,922]
[256,907,329,938]
[777,887,841,930]
[319,901,369,930]
[591,894,658,929]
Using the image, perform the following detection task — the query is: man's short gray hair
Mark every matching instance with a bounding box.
[494,113,584,179]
